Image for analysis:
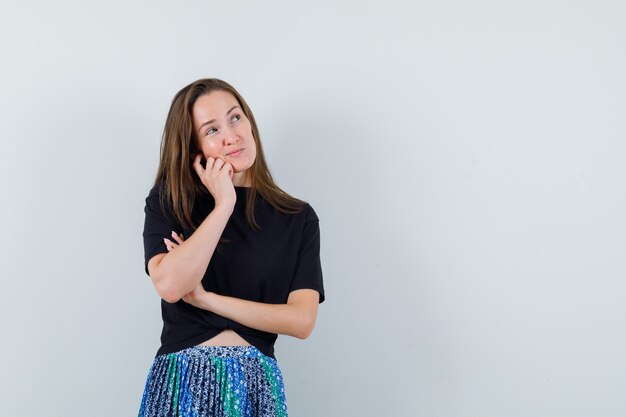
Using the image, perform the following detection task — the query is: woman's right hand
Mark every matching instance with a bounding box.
[192,154,237,207]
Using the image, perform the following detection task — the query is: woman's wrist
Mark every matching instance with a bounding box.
[203,291,216,311]
[213,201,235,215]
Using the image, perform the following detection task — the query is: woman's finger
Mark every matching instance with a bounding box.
[164,238,178,251]
[223,161,234,178]
[171,231,185,244]
[192,154,205,177]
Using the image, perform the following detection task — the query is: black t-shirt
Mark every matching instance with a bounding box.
[142,183,325,360]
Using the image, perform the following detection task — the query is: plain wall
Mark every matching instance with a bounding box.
[1,1,625,416]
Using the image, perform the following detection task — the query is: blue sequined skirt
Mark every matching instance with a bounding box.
[138,345,288,417]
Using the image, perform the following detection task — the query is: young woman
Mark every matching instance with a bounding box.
[138,78,325,417]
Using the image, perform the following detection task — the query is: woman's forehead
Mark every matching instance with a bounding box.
[196,90,238,110]
[193,92,239,119]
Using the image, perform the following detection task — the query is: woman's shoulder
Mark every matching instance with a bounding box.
[255,189,317,221]
[143,182,159,208]
[301,201,319,222]
[283,195,319,223]
[144,183,173,215]
[143,182,177,219]
[145,181,165,199]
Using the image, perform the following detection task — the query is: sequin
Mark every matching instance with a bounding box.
[138,345,288,416]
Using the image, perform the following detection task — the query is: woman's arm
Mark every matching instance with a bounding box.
[183,286,320,339]
[165,231,321,338]
[149,203,234,303]
[148,156,238,304]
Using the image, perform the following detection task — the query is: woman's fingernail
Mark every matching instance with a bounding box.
[171,231,177,236]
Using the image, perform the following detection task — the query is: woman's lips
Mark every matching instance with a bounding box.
[227,148,243,157]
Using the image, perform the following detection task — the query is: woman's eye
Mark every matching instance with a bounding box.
[205,115,240,135]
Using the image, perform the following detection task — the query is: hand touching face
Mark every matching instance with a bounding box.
[191,154,237,207]
[191,90,257,187]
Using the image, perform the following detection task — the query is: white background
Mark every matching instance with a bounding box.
[1,1,625,416]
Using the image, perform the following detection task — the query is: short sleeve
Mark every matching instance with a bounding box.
[289,204,325,303]
[142,184,179,276]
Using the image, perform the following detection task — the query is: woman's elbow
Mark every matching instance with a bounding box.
[151,271,182,304]
[148,255,176,302]
[159,283,182,304]
[295,316,317,340]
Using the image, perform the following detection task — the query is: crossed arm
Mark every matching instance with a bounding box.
[150,232,319,339]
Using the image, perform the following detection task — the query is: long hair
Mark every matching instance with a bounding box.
[152,78,306,232]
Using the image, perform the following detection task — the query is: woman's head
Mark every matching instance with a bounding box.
[157,78,267,190]
[154,78,305,231]
[190,89,256,187]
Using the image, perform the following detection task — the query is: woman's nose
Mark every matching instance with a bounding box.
[220,125,237,144]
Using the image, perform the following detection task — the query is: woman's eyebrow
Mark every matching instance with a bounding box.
[198,105,241,132]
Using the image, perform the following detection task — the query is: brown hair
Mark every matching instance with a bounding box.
[152,78,307,232]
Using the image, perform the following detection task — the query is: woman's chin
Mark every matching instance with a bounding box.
[232,159,255,173]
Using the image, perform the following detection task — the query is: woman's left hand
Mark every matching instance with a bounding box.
[165,230,212,310]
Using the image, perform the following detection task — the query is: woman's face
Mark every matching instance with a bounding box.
[191,90,257,186]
